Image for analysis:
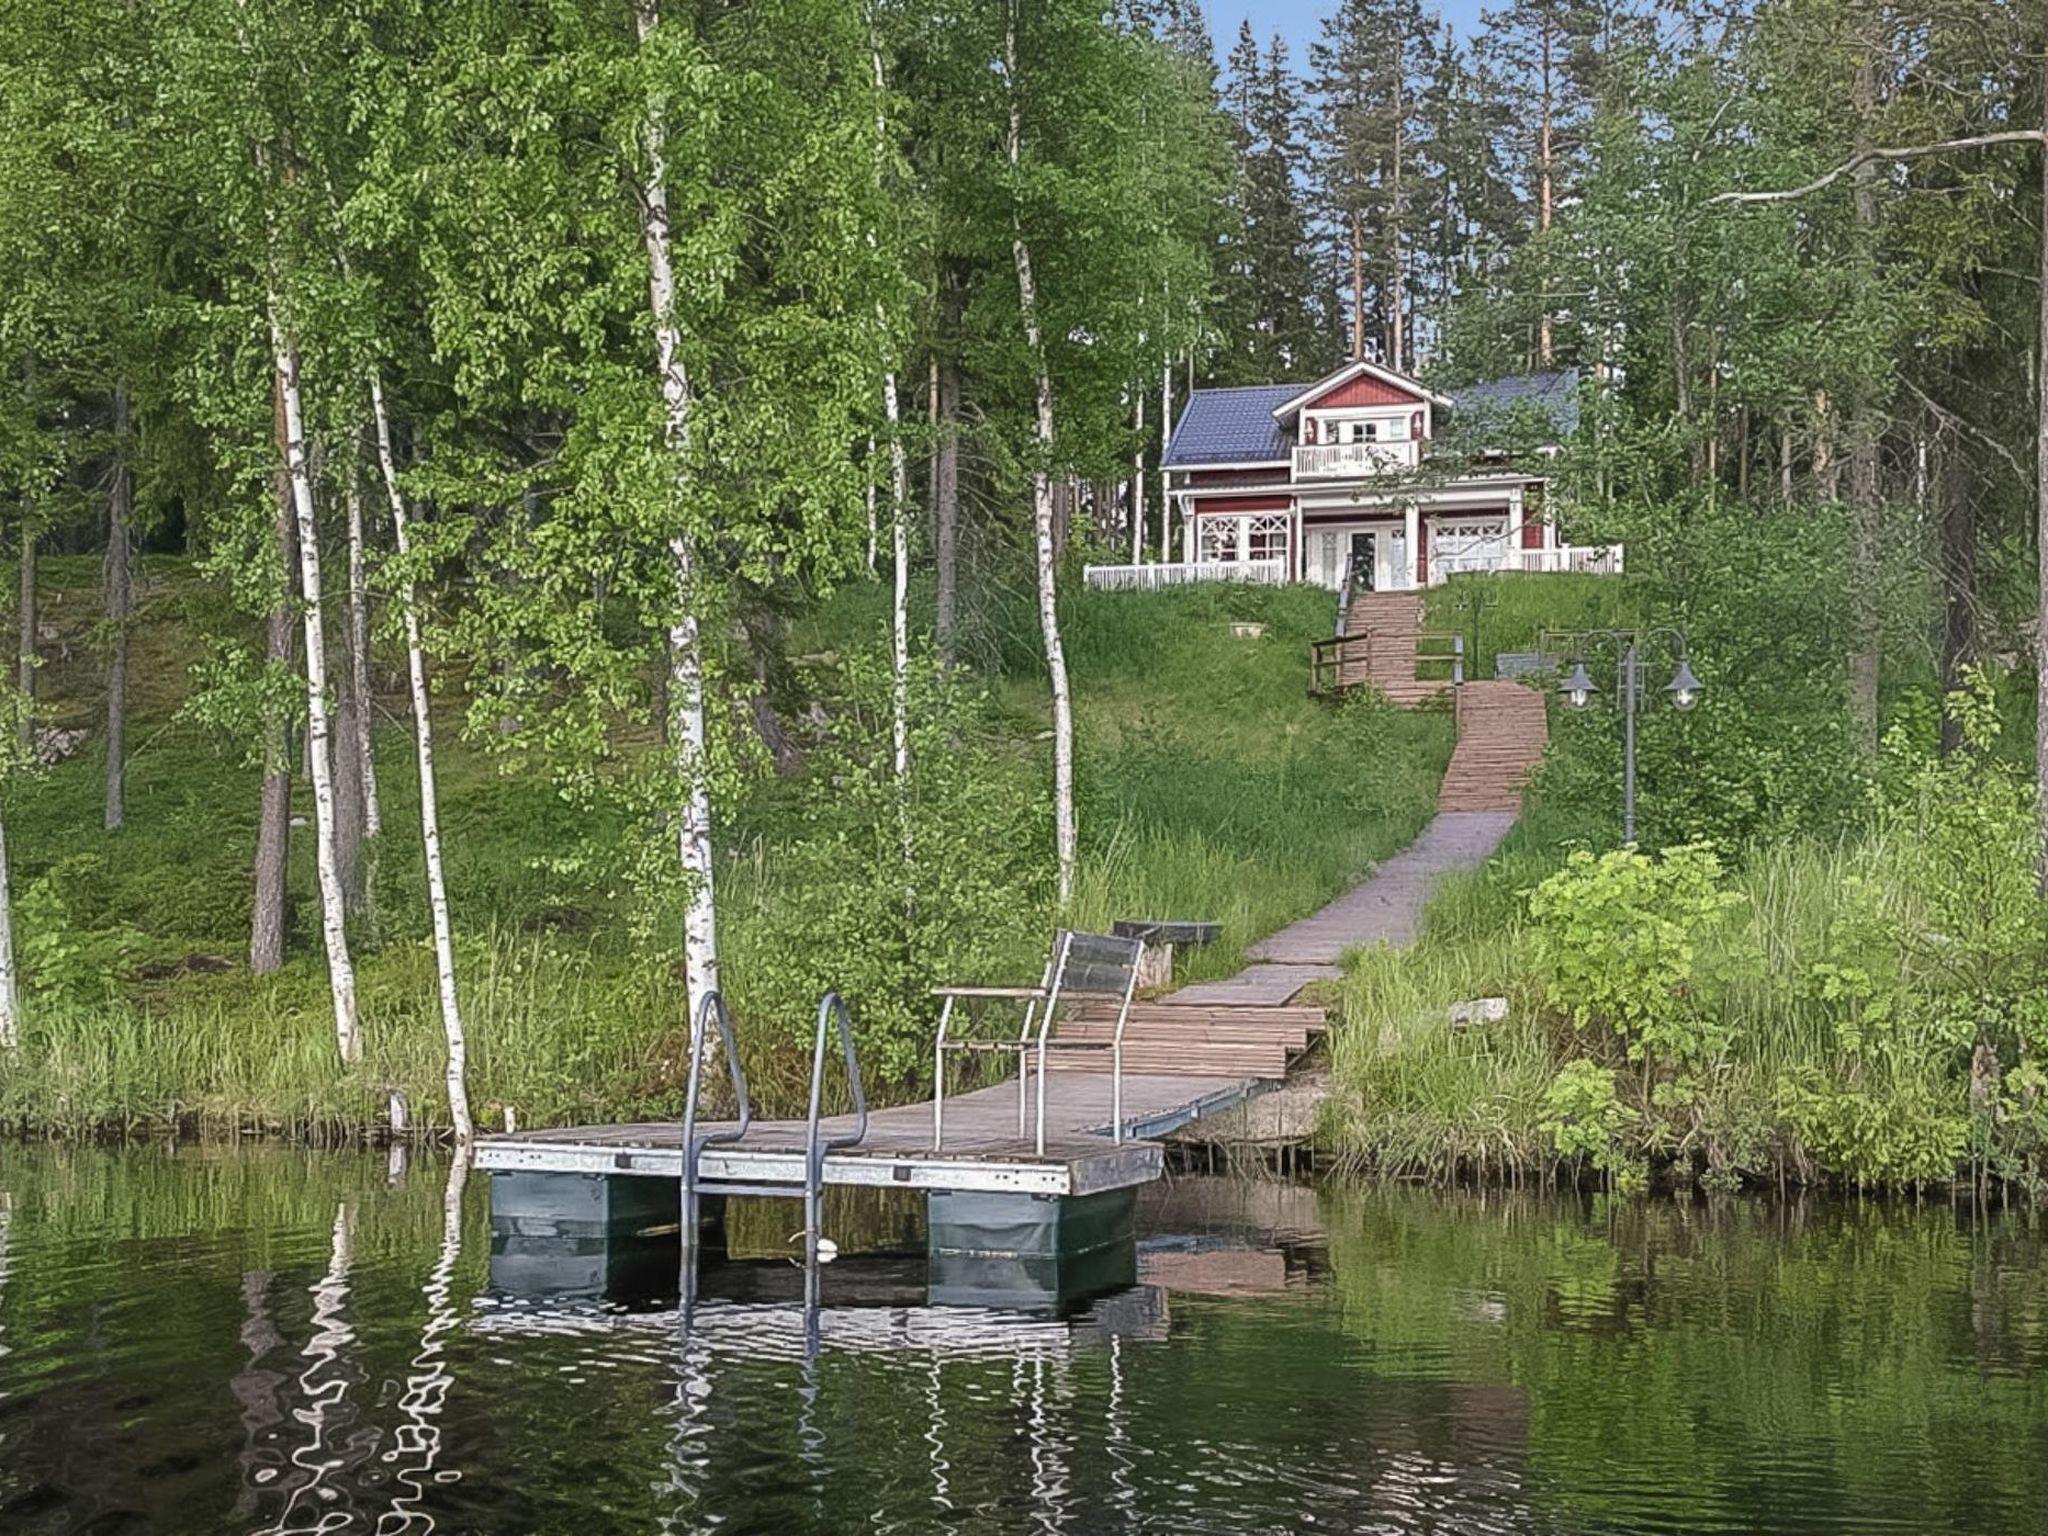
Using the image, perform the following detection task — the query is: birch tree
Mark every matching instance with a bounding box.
[369,373,472,1148]
[1005,0,1078,903]
[270,315,361,1063]
[630,0,721,1032]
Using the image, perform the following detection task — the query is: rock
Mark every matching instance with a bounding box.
[32,726,89,766]
[1449,996,1509,1028]
[1229,621,1268,640]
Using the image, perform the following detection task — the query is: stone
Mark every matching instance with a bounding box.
[1449,996,1509,1027]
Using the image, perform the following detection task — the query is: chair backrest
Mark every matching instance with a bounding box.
[1049,929,1143,1001]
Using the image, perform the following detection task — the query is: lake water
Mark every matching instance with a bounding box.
[2,1145,2045,1534]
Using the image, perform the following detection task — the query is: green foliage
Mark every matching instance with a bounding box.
[744,652,1049,1083]
[1539,1058,1638,1179]
[1527,842,1744,1070]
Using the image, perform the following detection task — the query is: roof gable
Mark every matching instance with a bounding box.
[1274,361,1451,419]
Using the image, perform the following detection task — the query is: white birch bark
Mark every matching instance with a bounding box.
[634,0,721,1032]
[369,370,473,1149]
[0,786,17,1048]
[869,28,912,799]
[1130,388,1145,564]
[1006,0,1076,903]
[1158,357,1172,561]
[344,458,381,842]
[270,314,362,1064]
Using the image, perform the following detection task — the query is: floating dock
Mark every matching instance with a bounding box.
[475,1070,1277,1197]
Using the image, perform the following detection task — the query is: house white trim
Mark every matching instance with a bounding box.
[1270,360,1453,419]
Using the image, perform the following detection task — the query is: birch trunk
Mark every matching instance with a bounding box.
[1007,0,1076,904]
[868,33,910,803]
[344,460,381,842]
[270,316,361,1064]
[369,370,473,1150]
[1130,389,1145,564]
[105,385,133,829]
[0,786,17,1048]
[1537,19,1555,368]
[251,385,297,977]
[634,0,721,1034]
[1159,357,1172,559]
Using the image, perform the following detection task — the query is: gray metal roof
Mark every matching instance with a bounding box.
[1449,369,1581,438]
[1161,383,1301,467]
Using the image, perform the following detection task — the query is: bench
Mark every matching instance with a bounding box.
[1495,651,1557,681]
[931,928,1144,1155]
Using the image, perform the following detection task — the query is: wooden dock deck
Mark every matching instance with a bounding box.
[476,1070,1278,1198]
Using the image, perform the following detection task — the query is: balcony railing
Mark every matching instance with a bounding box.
[1084,559,1287,592]
[1292,441,1420,479]
[1432,541,1625,581]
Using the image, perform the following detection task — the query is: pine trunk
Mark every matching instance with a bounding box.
[0,785,17,1048]
[635,0,722,1038]
[1007,0,1076,904]
[105,386,133,829]
[250,383,296,977]
[933,350,960,667]
[1846,52,1883,760]
[1937,436,1975,757]
[2034,33,2048,892]
[271,317,361,1064]
[16,528,35,757]
[369,370,473,1149]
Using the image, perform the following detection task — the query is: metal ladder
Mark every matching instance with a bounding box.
[679,991,869,1266]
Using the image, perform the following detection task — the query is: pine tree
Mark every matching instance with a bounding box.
[1216,31,1329,382]
[1308,0,1436,371]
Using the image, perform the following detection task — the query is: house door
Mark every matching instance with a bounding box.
[1349,531,1378,591]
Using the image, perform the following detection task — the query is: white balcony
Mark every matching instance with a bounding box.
[1292,440,1420,479]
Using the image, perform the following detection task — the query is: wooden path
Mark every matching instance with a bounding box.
[1440,681,1548,813]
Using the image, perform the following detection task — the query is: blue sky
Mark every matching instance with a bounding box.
[1211,0,1488,64]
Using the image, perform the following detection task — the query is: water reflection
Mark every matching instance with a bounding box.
[1,1147,2046,1535]
[378,1160,467,1536]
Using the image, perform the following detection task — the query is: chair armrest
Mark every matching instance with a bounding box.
[931,986,1049,1000]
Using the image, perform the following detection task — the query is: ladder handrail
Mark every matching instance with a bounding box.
[680,989,751,1246]
[804,992,869,1191]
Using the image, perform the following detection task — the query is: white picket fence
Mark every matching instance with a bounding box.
[1083,560,1288,592]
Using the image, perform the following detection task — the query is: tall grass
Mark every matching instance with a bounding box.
[1324,831,1975,1188]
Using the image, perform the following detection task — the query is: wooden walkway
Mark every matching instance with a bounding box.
[1440,681,1548,812]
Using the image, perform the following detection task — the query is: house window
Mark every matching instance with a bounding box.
[1199,517,1241,564]
[1197,513,1289,568]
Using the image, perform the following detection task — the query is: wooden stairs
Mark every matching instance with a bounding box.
[1334,592,1445,705]
[1323,590,1550,813]
[1051,1002,1327,1080]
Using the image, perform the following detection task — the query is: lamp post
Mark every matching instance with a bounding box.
[1549,628,1701,844]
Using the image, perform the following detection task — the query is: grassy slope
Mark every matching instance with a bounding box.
[2,559,1451,1138]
